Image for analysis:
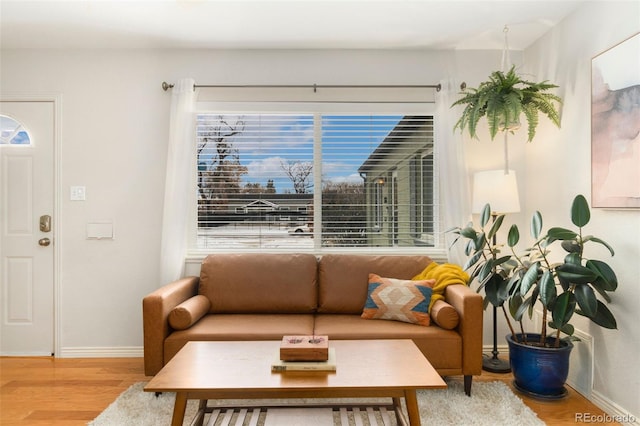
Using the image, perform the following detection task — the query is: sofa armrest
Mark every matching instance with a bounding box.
[142,276,199,376]
[444,284,483,376]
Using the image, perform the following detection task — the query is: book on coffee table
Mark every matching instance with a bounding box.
[271,348,336,372]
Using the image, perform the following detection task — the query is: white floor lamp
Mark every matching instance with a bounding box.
[472,169,520,373]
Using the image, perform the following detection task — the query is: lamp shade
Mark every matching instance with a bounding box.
[472,169,520,214]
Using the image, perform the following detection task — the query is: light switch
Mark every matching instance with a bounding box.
[70,186,86,201]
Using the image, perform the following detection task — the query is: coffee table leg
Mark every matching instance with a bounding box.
[404,389,421,426]
[171,392,188,426]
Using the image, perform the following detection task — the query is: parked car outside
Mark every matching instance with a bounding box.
[288,224,311,234]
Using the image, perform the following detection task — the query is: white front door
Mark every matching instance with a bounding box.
[0,100,55,356]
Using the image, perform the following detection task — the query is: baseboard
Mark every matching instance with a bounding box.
[588,391,639,426]
[482,343,510,357]
[58,346,143,358]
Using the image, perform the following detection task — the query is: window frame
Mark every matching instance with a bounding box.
[188,101,444,258]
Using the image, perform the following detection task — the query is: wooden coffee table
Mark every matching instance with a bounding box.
[144,339,446,426]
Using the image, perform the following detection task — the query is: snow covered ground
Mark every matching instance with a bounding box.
[197,225,313,249]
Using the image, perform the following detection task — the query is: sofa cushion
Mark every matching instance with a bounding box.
[430,299,460,329]
[317,254,433,314]
[313,314,462,370]
[169,295,211,330]
[164,314,315,364]
[361,274,435,326]
[199,253,318,314]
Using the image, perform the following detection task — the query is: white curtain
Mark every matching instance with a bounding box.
[159,78,196,285]
[435,78,471,265]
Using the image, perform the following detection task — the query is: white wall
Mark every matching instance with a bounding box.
[523,1,639,419]
[0,48,499,352]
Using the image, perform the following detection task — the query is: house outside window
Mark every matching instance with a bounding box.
[410,152,435,246]
[372,177,385,231]
[193,112,438,252]
[358,116,436,248]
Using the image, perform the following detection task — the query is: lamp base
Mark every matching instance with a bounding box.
[483,354,511,373]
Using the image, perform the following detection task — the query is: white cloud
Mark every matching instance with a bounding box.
[323,173,364,185]
[246,156,287,178]
[234,114,314,154]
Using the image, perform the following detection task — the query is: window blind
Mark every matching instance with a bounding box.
[196,113,314,249]
[323,115,435,248]
[195,113,435,250]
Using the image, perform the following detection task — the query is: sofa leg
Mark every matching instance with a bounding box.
[464,375,472,396]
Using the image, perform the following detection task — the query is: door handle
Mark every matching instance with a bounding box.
[38,238,51,247]
[40,215,52,232]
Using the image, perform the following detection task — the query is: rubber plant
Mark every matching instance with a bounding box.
[451,65,562,142]
[449,194,618,348]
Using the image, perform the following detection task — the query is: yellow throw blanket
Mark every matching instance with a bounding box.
[412,262,470,311]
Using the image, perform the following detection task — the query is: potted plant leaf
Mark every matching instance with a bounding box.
[451,65,562,142]
[449,194,618,399]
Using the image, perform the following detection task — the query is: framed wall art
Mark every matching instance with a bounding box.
[591,32,640,208]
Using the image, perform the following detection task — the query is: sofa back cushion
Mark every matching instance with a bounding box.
[317,254,433,314]
[199,253,318,314]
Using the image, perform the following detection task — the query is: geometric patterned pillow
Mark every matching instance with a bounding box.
[361,273,435,326]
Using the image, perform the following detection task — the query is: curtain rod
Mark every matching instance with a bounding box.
[161,81,460,92]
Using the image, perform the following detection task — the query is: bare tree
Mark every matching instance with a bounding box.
[197,116,248,206]
[280,160,313,194]
[242,180,276,194]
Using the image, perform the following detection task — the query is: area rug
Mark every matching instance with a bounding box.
[88,378,544,425]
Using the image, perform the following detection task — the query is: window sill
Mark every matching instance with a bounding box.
[185,247,449,265]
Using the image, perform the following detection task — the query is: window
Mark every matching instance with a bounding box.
[0,115,31,145]
[194,113,436,251]
[411,152,436,246]
[196,114,314,249]
[356,116,436,248]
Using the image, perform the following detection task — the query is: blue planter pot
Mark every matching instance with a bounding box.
[507,333,573,400]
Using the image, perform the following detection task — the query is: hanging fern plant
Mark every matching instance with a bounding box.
[452,66,562,142]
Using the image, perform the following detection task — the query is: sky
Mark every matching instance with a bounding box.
[197,113,402,193]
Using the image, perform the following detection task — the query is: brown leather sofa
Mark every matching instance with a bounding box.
[143,253,483,395]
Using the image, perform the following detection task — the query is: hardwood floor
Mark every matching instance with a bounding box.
[0,356,619,425]
[477,368,620,426]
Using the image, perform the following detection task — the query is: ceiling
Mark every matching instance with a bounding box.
[0,0,586,50]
